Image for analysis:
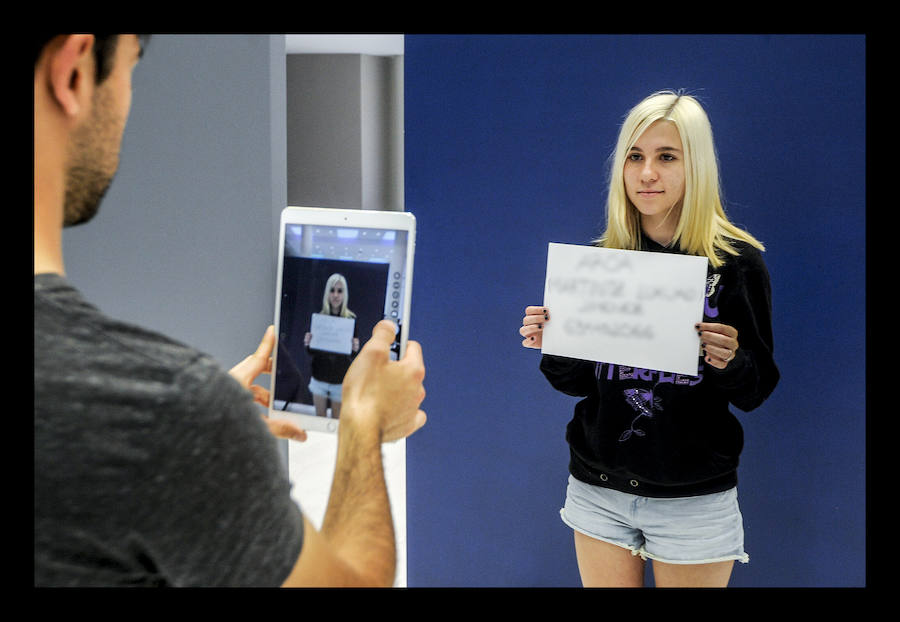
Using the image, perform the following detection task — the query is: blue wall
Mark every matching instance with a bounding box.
[404,34,865,587]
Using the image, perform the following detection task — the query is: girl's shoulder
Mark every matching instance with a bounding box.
[717,238,768,274]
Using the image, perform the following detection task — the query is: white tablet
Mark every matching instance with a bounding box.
[268,206,416,434]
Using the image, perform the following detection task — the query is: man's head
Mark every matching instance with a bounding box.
[33,35,124,85]
[34,35,147,227]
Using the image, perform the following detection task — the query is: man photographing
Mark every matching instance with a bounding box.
[34,34,426,587]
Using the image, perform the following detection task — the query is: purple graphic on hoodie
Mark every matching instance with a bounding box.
[704,273,721,319]
[615,272,723,442]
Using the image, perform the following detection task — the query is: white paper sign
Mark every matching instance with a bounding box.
[309,313,355,355]
[541,243,708,376]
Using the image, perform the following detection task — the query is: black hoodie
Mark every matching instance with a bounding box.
[540,233,780,498]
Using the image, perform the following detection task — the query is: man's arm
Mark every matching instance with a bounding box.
[281,320,426,587]
[280,421,394,587]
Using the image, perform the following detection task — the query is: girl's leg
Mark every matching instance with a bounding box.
[313,393,328,418]
[651,559,734,587]
[573,530,645,587]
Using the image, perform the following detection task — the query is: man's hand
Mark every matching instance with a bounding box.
[339,320,426,443]
[280,321,427,587]
[229,325,307,442]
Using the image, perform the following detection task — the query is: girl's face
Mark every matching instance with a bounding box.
[328,282,344,310]
[623,120,686,229]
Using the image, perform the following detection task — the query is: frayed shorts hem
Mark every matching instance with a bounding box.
[561,510,749,565]
[308,377,343,401]
[560,475,751,566]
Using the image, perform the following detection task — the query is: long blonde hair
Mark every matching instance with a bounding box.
[321,273,356,318]
[595,90,764,268]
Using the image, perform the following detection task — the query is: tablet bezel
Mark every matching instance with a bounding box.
[268,206,416,434]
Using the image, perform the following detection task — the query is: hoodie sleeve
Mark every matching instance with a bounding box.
[704,245,780,412]
[539,354,597,397]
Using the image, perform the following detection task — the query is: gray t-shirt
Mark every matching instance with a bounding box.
[34,273,303,586]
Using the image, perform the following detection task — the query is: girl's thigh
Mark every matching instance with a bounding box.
[651,558,734,587]
[573,530,646,588]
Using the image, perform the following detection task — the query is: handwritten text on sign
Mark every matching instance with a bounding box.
[309,313,355,355]
[541,243,708,376]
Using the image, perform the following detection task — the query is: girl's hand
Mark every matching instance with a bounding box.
[520,306,549,349]
[696,322,739,369]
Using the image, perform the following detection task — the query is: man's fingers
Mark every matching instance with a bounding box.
[382,409,427,444]
[401,339,424,370]
[244,325,276,374]
[254,325,276,359]
[264,417,308,442]
[365,319,399,351]
[249,384,269,407]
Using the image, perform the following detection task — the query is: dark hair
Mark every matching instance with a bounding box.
[33,35,140,84]
[91,35,120,83]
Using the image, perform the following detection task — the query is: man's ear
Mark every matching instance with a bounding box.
[45,34,96,118]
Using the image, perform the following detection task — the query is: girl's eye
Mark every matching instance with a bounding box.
[627,153,642,161]
[660,153,677,162]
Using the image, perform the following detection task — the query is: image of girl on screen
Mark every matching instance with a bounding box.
[519,91,779,587]
[304,273,360,419]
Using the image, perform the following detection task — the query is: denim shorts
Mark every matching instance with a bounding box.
[308,377,343,401]
[560,475,749,565]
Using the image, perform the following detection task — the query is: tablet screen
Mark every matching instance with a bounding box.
[271,220,412,422]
